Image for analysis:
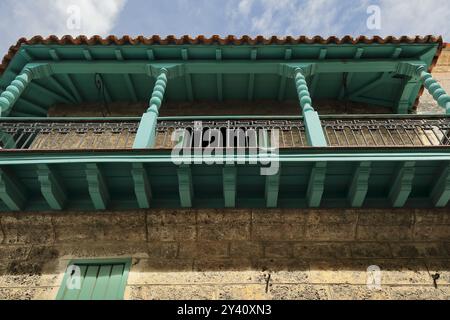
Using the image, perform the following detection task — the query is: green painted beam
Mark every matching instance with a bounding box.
[265,169,281,208]
[37,164,67,210]
[347,161,372,208]
[131,163,152,209]
[307,162,327,208]
[216,49,223,102]
[310,48,327,98]
[29,81,72,104]
[0,168,27,211]
[61,74,83,103]
[339,48,365,100]
[396,79,419,114]
[86,164,110,210]
[177,165,193,208]
[41,60,423,76]
[430,163,450,207]
[389,161,416,208]
[182,49,194,101]
[223,165,237,208]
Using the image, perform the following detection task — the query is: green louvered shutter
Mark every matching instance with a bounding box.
[56,259,131,300]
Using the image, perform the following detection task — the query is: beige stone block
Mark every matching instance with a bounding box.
[424,259,450,285]
[0,287,59,300]
[350,243,392,258]
[229,242,264,258]
[413,225,450,241]
[125,285,217,300]
[328,285,391,300]
[197,225,250,241]
[253,258,309,273]
[307,210,358,225]
[305,224,356,241]
[388,286,450,300]
[1,214,54,245]
[147,209,196,225]
[356,226,413,241]
[293,243,352,259]
[179,242,229,259]
[53,212,146,243]
[358,210,414,226]
[197,209,250,225]
[0,245,31,261]
[194,259,254,272]
[147,242,179,259]
[252,209,285,224]
[46,243,150,260]
[281,209,309,224]
[217,285,270,300]
[252,224,305,241]
[309,259,430,285]
[415,209,450,225]
[264,243,293,258]
[147,224,196,242]
[269,284,330,300]
[390,243,448,258]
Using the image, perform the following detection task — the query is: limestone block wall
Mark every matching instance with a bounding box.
[0,209,449,300]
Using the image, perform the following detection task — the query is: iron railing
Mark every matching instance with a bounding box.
[0,116,449,150]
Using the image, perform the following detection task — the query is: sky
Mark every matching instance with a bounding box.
[0,0,449,56]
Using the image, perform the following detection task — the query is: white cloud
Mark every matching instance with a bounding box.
[0,0,126,55]
[377,0,450,39]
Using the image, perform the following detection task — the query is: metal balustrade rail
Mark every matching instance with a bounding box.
[0,116,449,150]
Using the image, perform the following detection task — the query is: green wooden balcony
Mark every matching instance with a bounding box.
[0,114,450,212]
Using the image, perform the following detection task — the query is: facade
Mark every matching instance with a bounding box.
[0,35,449,300]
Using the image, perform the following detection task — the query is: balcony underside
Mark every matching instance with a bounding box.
[0,148,449,211]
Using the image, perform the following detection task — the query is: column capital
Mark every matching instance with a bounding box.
[146,63,184,79]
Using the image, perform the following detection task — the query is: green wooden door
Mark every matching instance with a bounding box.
[56,259,131,300]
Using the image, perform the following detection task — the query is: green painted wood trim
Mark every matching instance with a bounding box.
[265,168,281,208]
[177,165,193,208]
[417,67,450,114]
[396,79,420,114]
[223,165,237,208]
[37,164,67,210]
[133,68,169,149]
[0,68,33,116]
[388,161,416,208]
[306,162,327,208]
[131,163,152,209]
[86,163,110,210]
[30,59,426,76]
[56,258,131,301]
[0,131,17,149]
[294,68,327,147]
[347,161,372,208]
[0,168,27,211]
[123,74,138,103]
[430,163,450,208]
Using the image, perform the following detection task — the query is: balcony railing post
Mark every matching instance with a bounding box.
[0,68,33,117]
[416,66,450,114]
[133,68,169,149]
[294,68,327,147]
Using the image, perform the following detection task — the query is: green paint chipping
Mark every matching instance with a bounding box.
[56,259,131,301]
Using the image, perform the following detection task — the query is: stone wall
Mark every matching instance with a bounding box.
[0,209,449,300]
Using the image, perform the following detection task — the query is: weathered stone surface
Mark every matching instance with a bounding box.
[350,243,392,258]
[0,245,31,261]
[148,224,197,242]
[126,285,217,300]
[293,243,352,259]
[307,210,358,225]
[264,243,293,258]
[217,285,269,300]
[424,259,450,285]
[198,209,250,225]
[194,259,254,272]
[229,242,264,258]
[328,285,391,300]
[53,212,146,243]
[42,243,150,260]
[179,242,229,259]
[252,224,305,241]
[390,243,448,258]
[252,209,285,224]
[1,214,54,244]
[415,209,450,225]
[357,226,413,241]
[147,209,196,225]
[0,287,58,300]
[253,259,309,273]
[269,284,330,300]
[306,224,356,241]
[198,225,249,241]
[388,286,450,300]
[358,210,414,226]
[413,225,450,241]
